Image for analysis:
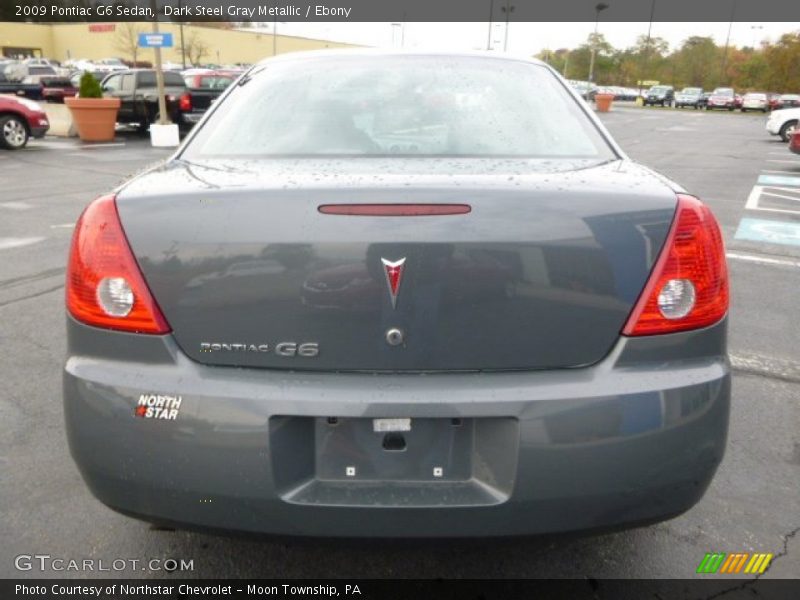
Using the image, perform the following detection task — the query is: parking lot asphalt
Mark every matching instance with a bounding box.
[1,108,799,580]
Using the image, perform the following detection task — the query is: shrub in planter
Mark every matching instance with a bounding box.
[65,72,121,142]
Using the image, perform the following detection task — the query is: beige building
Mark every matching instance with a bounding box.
[0,22,358,65]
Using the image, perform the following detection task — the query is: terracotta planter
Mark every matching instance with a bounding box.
[594,93,615,113]
[65,97,121,142]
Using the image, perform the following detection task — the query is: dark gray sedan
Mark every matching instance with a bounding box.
[64,51,730,537]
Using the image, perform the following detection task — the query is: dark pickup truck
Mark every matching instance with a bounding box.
[175,71,235,132]
[100,69,186,130]
[0,71,45,100]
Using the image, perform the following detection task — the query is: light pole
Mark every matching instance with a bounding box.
[719,0,738,86]
[750,25,763,49]
[638,0,656,96]
[588,3,609,84]
[501,0,515,52]
[391,23,405,48]
[178,0,186,69]
[487,0,494,50]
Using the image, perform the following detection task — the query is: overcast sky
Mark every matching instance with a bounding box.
[262,22,799,54]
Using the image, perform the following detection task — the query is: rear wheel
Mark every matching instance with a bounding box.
[779,120,798,142]
[0,115,29,150]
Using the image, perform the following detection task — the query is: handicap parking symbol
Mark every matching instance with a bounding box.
[735,217,800,247]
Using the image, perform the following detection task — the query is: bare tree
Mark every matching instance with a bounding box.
[113,22,143,66]
[177,31,210,67]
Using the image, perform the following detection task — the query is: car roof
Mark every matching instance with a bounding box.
[255,48,548,68]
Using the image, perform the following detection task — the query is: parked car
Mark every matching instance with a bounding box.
[567,79,596,101]
[733,94,743,110]
[95,58,128,72]
[64,51,730,538]
[778,94,800,109]
[766,107,800,142]
[176,71,235,132]
[99,69,186,129]
[39,76,77,102]
[789,128,800,154]
[767,93,782,111]
[699,92,712,108]
[70,70,108,89]
[643,85,674,106]
[0,72,46,99]
[0,95,49,149]
[674,87,704,109]
[3,63,56,82]
[706,88,736,111]
[741,92,769,113]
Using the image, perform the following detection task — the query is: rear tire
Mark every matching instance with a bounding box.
[0,115,29,150]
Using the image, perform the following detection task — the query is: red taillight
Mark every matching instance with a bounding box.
[66,194,170,334]
[622,194,728,336]
[179,93,191,112]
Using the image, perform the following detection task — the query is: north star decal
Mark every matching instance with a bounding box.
[381,257,406,309]
[135,394,182,420]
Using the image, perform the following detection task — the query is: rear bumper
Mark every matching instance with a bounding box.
[64,317,730,537]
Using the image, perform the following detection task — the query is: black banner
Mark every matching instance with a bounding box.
[4,579,800,600]
[3,0,800,22]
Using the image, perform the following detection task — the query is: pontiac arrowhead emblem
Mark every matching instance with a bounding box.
[381,257,406,309]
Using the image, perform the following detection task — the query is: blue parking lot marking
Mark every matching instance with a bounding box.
[757,175,800,187]
[735,217,800,247]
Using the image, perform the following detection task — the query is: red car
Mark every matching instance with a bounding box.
[790,129,800,155]
[0,95,49,149]
[40,76,77,103]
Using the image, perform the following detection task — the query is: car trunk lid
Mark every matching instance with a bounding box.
[116,158,677,372]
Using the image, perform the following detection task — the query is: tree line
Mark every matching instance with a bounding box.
[537,31,800,93]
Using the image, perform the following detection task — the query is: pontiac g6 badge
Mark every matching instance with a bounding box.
[381,257,406,309]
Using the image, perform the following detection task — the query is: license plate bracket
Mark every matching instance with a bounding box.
[315,417,470,481]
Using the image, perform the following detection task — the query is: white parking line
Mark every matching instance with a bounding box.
[0,202,33,210]
[76,143,126,149]
[761,190,800,203]
[766,159,800,164]
[0,237,45,250]
[762,170,800,175]
[726,251,800,268]
[744,185,800,216]
[49,223,74,229]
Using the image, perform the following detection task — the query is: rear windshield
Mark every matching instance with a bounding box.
[29,66,55,75]
[183,56,615,159]
[681,88,702,94]
[713,88,734,96]
[649,86,670,93]
[745,93,766,99]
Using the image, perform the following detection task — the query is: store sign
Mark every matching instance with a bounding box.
[138,33,174,48]
[88,24,116,33]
